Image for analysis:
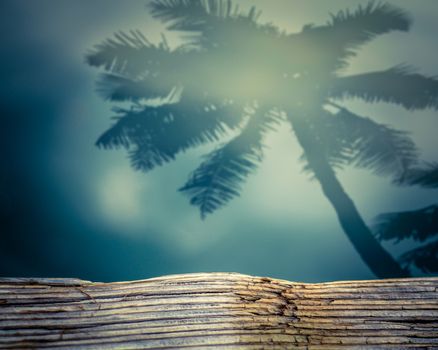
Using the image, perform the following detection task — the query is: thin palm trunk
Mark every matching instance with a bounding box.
[290,114,410,278]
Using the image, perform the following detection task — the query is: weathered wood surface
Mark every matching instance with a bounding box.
[1,273,438,349]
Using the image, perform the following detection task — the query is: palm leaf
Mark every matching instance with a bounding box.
[148,0,259,31]
[400,239,438,273]
[294,2,410,71]
[314,107,418,177]
[86,30,181,78]
[128,141,176,172]
[179,108,280,218]
[149,0,282,57]
[374,204,438,242]
[96,100,243,172]
[330,66,438,110]
[96,73,174,101]
[400,163,438,188]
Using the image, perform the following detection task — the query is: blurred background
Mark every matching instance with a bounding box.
[1,0,437,282]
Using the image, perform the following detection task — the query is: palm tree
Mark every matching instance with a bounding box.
[375,164,438,273]
[87,0,438,278]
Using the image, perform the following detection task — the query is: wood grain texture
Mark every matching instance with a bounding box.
[1,273,438,349]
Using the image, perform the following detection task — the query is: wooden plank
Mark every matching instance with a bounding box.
[0,273,437,349]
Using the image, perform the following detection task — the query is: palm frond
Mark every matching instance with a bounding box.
[399,163,438,188]
[86,30,179,77]
[96,100,243,172]
[148,0,260,31]
[374,204,438,242]
[179,108,280,218]
[314,107,418,177]
[148,0,281,56]
[128,141,175,172]
[330,66,438,110]
[96,73,174,101]
[294,2,411,71]
[400,239,438,273]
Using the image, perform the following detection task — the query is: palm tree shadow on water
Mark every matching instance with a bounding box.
[87,0,438,278]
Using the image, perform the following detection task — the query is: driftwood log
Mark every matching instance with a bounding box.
[1,273,438,349]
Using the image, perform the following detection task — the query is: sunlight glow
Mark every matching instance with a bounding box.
[98,167,147,224]
[244,122,333,220]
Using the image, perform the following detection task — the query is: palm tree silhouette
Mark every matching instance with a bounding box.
[375,164,438,273]
[87,0,438,278]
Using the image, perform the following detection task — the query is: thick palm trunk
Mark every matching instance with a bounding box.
[290,115,409,278]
